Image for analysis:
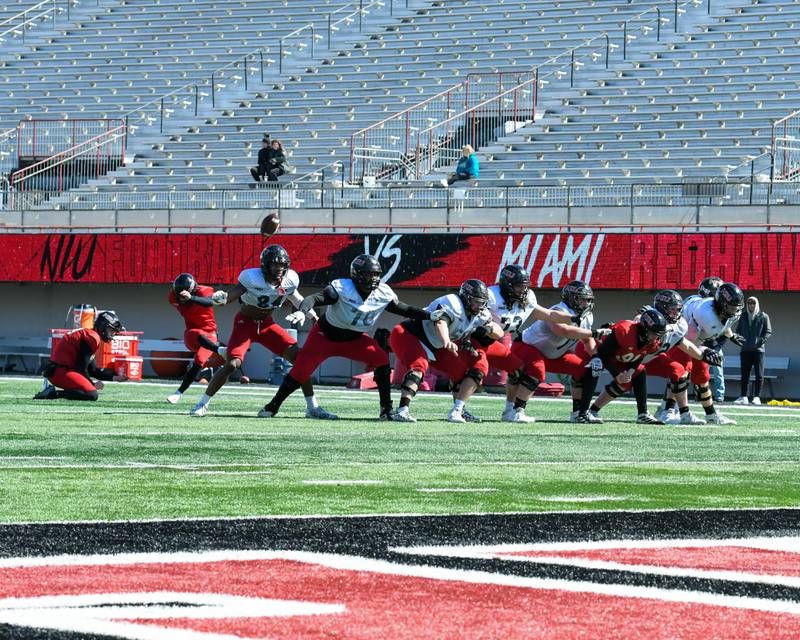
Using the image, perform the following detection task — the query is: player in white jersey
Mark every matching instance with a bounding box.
[589,290,722,424]
[189,245,335,419]
[484,266,590,423]
[258,254,442,421]
[389,279,504,423]
[511,280,608,423]
[669,282,745,425]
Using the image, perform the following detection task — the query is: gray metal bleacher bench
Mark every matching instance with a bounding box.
[723,356,790,399]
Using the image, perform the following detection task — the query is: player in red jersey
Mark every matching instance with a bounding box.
[586,309,668,424]
[166,273,228,404]
[34,311,127,401]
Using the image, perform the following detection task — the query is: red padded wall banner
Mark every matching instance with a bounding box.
[1,232,798,290]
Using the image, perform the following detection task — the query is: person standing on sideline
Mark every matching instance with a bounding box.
[734,296,772,405]
[441,145,479,186]
[703,335,727,403]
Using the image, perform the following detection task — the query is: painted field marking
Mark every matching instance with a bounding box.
[302,480,385,486]
[416,488,497,493]
[537,496,630,503]
[191,471,274,476]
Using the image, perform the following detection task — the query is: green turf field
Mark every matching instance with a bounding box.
[1,377,799,523]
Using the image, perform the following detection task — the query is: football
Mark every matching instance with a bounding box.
[239,375,251,384]
[260,212,280,237]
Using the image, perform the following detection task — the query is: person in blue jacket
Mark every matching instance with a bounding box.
[443,144,479,186]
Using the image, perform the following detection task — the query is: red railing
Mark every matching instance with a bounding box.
[349,70,536,182]
[415,74,537,178]
[10,124,126,192]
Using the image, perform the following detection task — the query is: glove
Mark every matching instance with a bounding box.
[429,308,448,322]
[616,370,633,385]
[286,310,306,327]
[211,290,228,306]
[729,333,745,347]
[701,348,722,366]
[591,327,611,340]
[460,337,479,357]
[586,356,604,377]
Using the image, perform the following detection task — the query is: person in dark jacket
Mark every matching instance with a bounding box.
[441,144,479,186]
[264,139,288,181]
[733,296,772,405]
[250,135,271,183]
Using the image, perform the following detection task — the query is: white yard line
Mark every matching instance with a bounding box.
[302,480,385,486]
[416,488,497,493]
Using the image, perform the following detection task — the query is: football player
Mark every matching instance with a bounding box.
[585,308,669,424]
[389,279,504,423]
[605,290,720,424]
[189,245,335,419]
[511,280,606,423]
[488,271,601,423]
[34,311,127,401]
[166,273,228,404]
[668,282,745,425]
[258,254,444,420]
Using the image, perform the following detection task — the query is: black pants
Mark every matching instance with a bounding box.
[740,350,764,399]
[447,172,471,185]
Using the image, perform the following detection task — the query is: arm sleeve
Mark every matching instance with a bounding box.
[299,285,339,313]
[187,295,214,307]
[386,300,429,320]
[87,361,114,381]
[596,333,623,376]
[78,342,114,381]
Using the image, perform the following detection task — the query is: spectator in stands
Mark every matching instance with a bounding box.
[704,335,727,403]
[734,296,772,405]
[264,139,288,182]
[441,144,479,186]
[250,135,272,183]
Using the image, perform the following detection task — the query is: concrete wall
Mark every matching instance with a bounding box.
[2,204,799,232]
[1,283,797,400]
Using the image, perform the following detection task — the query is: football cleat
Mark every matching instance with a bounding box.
[461,408,482,423]
[257,406,277,418]
[636,413,663,425]
[510,408,535,423]
[706,412,736,425]
[751,397,762,406]
[217,346,227,358]
[391,408,417,423]
[306,406,338,420]
[733,397,749,405]
[659,408,681,425]
[447,407,467,423]
[33,385,57,400]
[166,392,182,404]
[575,411,603,424]
[569,410,580,423]
[502,407,516,422]
[680,411,706,425]
[190,403,208,417]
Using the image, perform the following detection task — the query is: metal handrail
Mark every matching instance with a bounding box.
[288,160,344,185]
[0,0,77,44]
[327,0,386,48]
[279,24,316,74]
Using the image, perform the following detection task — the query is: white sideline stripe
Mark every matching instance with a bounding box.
[1,549,799,617]
[416,488,497,493]
[0,456,68,460]
[191,471,273,476]
[393,537,800,589]
[537,496,629,503]
[1,460,799,472]
[302,480,385,486]
[3,506,800,527]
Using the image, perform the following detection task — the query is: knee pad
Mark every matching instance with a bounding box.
[401,370,424,396]
[695,384,712,402]
[517,372,540,392]
[465,368,485,387]
[507,369,521,386]
[605,381,625,399]
[670,375,689,394]
[374,364,391,385]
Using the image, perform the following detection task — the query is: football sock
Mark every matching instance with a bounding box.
[453,399,465,411]
[664,398,677,411]
[703,405,715,416]
[572,398,580,412]
[178,363,202,394]
[269,375,302,411]
[679,406,690,414]
[399,397,411,408]
[590,403,601,414]
[513,398,527,410]
[305,395,319,411]
[504,400,514,413]
[198,394,211,407]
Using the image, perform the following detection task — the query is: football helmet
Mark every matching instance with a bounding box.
[458,279,490,316]
[260,245,290,284]
[94,310,124,343]
[562,280,595,316]
[698,275,723,299]
[172,273,197,296]
[714,282,745,320]
[637,308,668,347]
[653,289,683,324]
[498,264,531,305]
[350,254,383,292]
